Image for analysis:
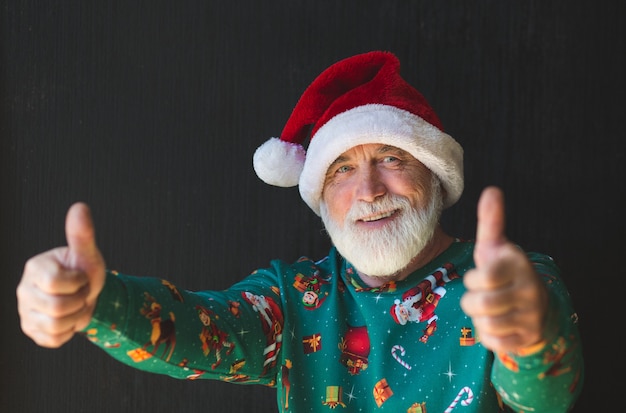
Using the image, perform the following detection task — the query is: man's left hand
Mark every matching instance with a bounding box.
[460,186,548,354]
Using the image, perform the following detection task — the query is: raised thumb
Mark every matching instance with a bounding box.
[65,202,99,270]
[474,186,507,268]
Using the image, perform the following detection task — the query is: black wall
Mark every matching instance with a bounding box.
[2,2,623,412]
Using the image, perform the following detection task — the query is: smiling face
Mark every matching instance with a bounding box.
[320,144,443,277]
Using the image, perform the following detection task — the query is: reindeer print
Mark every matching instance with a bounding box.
[140,292,176,362]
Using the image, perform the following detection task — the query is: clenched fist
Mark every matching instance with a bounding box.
[460,187,549,354]
[16,203,106,348]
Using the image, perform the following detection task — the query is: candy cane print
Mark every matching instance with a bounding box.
[390,344,411,370]
[444,386,474,412]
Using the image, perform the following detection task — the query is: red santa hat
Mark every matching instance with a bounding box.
[253,51,463,216]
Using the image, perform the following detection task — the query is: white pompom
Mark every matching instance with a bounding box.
[253,137,306,187]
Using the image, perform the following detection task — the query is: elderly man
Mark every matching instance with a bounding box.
[17,51,583,412]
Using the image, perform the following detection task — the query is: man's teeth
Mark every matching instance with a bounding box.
[361,211,394,222]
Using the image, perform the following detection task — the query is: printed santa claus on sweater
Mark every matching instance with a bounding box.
[390,263,458,343]
[241,291,284,375]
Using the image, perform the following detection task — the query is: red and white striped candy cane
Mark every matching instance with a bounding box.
[444,386,474,412]
[390,344,411,370]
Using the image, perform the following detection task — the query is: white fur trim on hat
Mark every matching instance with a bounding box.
[299,104,464,216]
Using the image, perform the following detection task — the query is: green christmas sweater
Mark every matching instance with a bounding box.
[83,239,583,412]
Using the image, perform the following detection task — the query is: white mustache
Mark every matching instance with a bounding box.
[346,196,410,223]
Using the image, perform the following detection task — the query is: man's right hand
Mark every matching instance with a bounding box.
[16,202,106,348]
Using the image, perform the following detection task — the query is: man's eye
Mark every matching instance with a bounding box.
[336,165,351,174]
[383,156,399,163]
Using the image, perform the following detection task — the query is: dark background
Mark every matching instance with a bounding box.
[2,1,623,412]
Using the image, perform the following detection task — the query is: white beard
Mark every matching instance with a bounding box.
[320,177,443,277]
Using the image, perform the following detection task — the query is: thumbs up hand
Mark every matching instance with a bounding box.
[460,187,548,354]
[17,203,106,348]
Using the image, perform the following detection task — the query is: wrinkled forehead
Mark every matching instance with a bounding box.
[331,143,411,161]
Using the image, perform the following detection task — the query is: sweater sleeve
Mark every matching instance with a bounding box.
[491,253,584,412]
[80,268,285,387]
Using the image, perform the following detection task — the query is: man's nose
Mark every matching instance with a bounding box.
[356,166,386,202]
